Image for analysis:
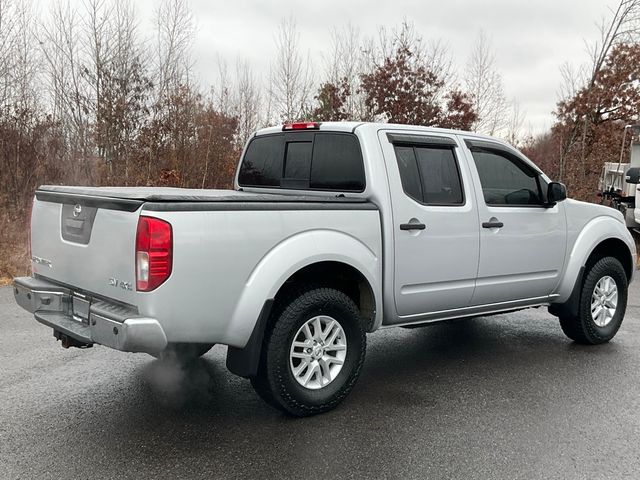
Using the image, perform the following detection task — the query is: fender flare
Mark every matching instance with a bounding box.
[226,229,381,378]
[551,216,635,316]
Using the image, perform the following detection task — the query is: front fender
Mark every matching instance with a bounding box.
[555,216,635,303]
[226,229,382,348]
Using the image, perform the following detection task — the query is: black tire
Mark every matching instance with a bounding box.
[251,287,366,417]
[559,256,628,345]
[150,343,214,363]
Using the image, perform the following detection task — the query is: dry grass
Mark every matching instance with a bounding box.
[0,212,30,284]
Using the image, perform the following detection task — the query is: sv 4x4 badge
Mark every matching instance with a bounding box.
[108,278,133,291]
[31,256,52,268]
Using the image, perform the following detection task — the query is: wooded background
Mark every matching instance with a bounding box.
[1,0,640,281]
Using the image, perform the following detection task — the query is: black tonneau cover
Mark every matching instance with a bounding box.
[35,185,376,212]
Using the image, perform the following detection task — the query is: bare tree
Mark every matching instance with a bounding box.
[464,30,508,135]
[154,0,194,98]
[83,0,111,120]
[555,61,587,181]
[323,23,365,120]
[268,17,313,122]
[39,0,150,184]
[576,0,640,178]
[0,0,41,112]
[557,61,587,104]
[0,0,20,109]
[504,99,526,147]
[90,0,149,183]
[212,56,264,145]
[212,55,232,116]
[0,0,48,217]
[40,0,95,183]
[233,59,262,145]
[424,39,455,96]
[148,0,195,182]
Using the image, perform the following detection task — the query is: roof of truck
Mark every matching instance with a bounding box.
[254,121,505,145]
[252,121,540,176]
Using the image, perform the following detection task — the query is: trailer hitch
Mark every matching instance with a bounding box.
[54,330,93,349]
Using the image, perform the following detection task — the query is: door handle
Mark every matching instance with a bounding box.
[400,223,426,231]
[482,221,504,228]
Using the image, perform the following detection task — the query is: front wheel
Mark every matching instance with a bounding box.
[559,256,628,344]
[251,287,366,417]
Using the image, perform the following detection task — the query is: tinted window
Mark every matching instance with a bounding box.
[471,149,542,205]
[415,147,463,205]
[238,135,282,187]
[282,142,312,189]
[394,146,423,202]
[310,134,365,191]
[238,132,365,192]
[394,145,464,205]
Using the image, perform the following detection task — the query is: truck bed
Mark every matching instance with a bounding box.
[29,184,382,348]
[36,185,372,205]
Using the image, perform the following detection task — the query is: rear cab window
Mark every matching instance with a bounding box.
[238,132,365,192]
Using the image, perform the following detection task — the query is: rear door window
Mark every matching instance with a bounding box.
[238,132,365,192]
[393,144,464,206]
[415,147,463,205]
[394,146,423,202]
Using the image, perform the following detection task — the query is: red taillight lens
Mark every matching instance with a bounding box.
[282,122,319,131]
[136,216,172,292]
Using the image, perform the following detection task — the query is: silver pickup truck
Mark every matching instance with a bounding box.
[13,121,637,416]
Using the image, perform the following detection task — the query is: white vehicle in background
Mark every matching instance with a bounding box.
[14,121,636,416]
[599,124,640,230]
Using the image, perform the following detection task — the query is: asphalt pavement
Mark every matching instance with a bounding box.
[2,282,640,480]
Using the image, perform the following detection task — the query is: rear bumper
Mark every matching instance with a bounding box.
[13,276,167,354]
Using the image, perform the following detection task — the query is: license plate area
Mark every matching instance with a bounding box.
[72,293,90,324]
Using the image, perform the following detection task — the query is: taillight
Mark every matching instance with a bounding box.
[282,122,319,131]
[136,216,172,292]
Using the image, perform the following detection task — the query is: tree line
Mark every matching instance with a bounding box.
[1,0,640,279]
[525,0,640,201]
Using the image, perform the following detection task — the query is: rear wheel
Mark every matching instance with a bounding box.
[251,287,366,417]
[559,256,628,344]
[151,343,214,363]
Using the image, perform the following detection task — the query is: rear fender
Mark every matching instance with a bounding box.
[226,229,382,349]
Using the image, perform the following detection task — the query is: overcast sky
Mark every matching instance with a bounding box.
[130,0,619,134]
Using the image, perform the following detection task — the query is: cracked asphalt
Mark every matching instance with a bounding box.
[1,280,640,479]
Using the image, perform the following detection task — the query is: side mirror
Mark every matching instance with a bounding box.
[625,167,640,184]
[547,182,567,205]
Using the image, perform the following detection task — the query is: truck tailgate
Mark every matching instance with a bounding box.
[31,189,143,305]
